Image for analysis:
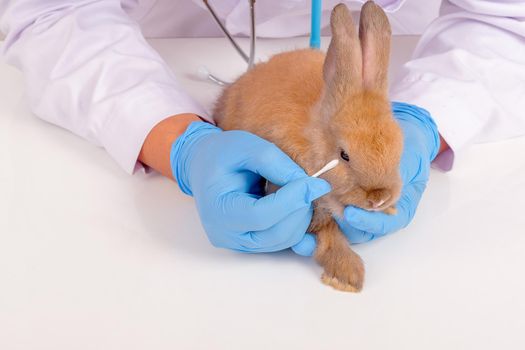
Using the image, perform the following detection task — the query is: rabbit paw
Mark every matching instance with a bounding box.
[320,253,365,293]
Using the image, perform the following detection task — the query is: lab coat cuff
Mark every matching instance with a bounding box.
[98,85,212,175]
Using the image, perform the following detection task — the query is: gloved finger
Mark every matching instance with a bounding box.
[291,219,375,257]
[291,233,316,256]
[399,150,429,186]
[218,169,266,195]
[236,205,313,253]
[335,216,375,244]
[292,219,375,257]
[343,181,426,236]
[221,177,331,232]
[292,220,376,256]
[239,136,310,186]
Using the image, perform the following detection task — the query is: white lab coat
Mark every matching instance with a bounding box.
[1,0,524,173]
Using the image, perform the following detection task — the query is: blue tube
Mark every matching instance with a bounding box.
[309,0,322,49]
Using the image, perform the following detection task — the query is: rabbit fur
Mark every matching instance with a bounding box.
[213,1,403,292]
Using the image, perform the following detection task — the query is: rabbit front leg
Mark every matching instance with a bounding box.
[314,218,365,292]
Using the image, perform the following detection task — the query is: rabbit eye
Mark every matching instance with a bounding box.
[340,150,350,162]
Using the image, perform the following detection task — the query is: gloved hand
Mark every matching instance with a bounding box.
[292,102,441,256]
[171,121,332,253]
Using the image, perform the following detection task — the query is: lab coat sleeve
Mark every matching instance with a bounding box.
[0,0,210,174]
[390,0,525,170]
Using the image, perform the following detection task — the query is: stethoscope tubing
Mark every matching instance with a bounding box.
[200,0,321,86]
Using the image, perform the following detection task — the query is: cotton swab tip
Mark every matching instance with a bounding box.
[312,159,339,178]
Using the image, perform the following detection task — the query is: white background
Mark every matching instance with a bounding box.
[1,37,525,350]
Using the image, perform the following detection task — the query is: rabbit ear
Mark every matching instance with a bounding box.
[359,1,391,94]
[322,4,363,108]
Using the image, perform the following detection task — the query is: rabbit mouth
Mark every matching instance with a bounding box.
[372,197,387,208]
[364,194,400,213]
[345,195,396,213]
[366,198,390,212]
[368,205,389,212]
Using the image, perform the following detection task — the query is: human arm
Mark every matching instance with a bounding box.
[0,0,209,173]
[138,114,202,178]
[390,0,525,170]
[1,1,335,254]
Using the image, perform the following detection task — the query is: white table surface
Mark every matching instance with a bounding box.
[1,37,525,350]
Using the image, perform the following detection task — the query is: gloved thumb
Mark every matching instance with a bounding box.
[291,233,316,256]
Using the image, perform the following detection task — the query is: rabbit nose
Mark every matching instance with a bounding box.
[366,188,391,209]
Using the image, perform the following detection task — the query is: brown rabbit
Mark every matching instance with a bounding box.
[214,1,403,292]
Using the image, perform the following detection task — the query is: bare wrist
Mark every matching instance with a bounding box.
[438,133,449,155]
[139,113,203,178]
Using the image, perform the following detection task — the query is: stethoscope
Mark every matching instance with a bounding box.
[198,0,323,86]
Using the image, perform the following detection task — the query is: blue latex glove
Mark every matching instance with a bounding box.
[171,121,332,253]
[292,102,440,256]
